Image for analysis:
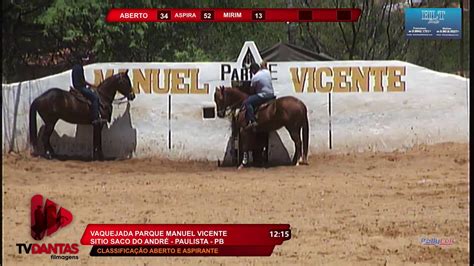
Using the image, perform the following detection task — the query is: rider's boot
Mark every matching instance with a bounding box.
[91,99,106,125]
[92,118,107,125]
[91,110,107,125]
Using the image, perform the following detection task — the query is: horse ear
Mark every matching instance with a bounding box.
[124,69,129,75]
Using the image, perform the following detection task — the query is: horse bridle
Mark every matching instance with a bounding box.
[113,96,128,105]
[113,74,134,105]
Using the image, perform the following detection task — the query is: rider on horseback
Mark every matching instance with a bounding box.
[243,62,275,129]
[71,51,106,125]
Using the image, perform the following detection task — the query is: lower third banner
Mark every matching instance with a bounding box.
[80,224,291,256]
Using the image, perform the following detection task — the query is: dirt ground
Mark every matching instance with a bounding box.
[2,142,470,265]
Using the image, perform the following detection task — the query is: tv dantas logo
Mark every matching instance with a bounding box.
[31,194,73,240]
[16,194,79,258]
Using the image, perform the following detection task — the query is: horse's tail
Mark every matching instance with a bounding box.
[29,100,38,152]
[302,107,309,162]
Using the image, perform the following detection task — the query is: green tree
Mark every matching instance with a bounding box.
[2,0,469,82]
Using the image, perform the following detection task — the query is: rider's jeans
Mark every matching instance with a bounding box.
[77,86,100,121]
[243,93,274,123]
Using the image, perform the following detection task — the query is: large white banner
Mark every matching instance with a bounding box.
[2,42,469,161]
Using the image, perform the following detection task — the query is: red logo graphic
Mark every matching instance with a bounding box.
[31,194,73,240]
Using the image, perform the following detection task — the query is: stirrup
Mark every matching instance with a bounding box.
[92,118,107,125]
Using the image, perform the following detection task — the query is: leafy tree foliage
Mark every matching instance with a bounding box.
[2,0,469,83]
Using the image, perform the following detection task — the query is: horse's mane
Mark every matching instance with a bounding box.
[223,86,249,98]
[98,73,121,90]
[96,73,123,103]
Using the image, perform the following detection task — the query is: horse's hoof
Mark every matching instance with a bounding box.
[238,164,245,170]
[298,160,309,165]
[44,152,54,160]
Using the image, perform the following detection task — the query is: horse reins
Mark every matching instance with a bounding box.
[112,74,132,105]
[113,96,128,105]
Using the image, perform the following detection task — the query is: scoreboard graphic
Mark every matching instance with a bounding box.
[106,8,362,23]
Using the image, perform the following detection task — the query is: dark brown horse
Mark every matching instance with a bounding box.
[214,86,309,168]
[29,71,135,160]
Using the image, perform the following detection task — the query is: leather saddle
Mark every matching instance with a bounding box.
[255,96,277,113]
[238,96,277,121]
[69,86,112,122]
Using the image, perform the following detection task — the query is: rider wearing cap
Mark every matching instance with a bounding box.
[71,52,106,125]
[243,62,275,129]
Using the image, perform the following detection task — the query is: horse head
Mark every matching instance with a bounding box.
[214,85,248,118]
[214,85,228,118]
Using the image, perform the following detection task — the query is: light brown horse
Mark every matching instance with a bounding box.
[29,71,135,160]
[214,85,309,167]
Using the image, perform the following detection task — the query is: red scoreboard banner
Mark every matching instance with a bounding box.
[81,224,291,256]
[106,8,361,23]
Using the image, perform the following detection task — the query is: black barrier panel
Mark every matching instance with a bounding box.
[203,107,215,119]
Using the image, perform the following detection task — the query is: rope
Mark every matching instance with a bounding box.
[112,96,128,105]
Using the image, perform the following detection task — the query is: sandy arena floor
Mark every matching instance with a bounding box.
[2,142,469,265]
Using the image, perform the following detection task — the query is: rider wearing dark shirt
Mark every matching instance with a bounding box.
[72,64,87,89]
[72,53,105,125]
